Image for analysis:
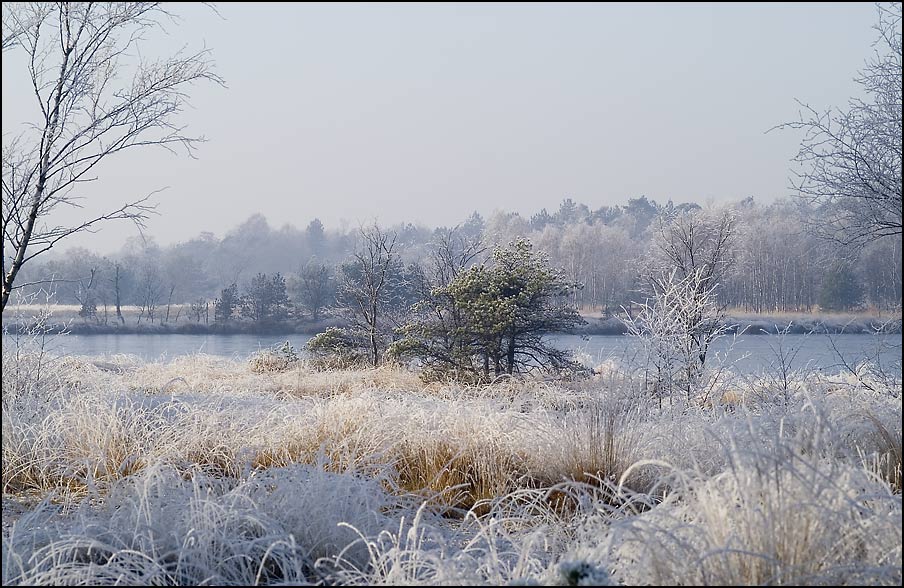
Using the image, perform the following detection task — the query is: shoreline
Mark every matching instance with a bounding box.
[3,313,899,336]
[576,314,902,336]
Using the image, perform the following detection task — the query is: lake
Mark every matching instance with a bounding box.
[4,332,901,376]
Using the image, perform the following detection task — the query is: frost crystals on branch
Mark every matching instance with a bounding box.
[1,2,224,310]
[775,3,902,249]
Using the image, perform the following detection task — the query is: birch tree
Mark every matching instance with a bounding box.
[777,3,902,249]
[337,224,400,367]
[1,2,222,310]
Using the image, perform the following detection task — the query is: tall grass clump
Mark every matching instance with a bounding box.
[597,424,903,585]
[249,341,300,374]
[860,412,903,493]
[558,398,646,487]
[2,462,399,586]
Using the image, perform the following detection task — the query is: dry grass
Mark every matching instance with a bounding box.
[2,348,901,586]
[393,438,527,515]
[2,303,197,326]
[559,399,642,485]
[605,437,902,585]
[863,412,903,492]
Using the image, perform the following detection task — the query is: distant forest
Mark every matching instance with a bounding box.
[11,196,902,322]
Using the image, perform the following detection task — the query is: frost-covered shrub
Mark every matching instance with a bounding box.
[622,267,733,404]
[249,341,299,373]
[307,327,369,370]
[1,293,69,406]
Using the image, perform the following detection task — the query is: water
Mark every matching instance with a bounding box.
[549,333,902,376]
[4,332,900,376]
[3,333,316,363]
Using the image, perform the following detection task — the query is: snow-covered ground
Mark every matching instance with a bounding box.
[2,350,901,585]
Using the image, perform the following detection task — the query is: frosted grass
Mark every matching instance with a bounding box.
[2,351,901,585]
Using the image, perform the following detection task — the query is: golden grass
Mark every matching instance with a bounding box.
[2,303,195,325]
[3,349,901,587]
[863,413,902,492]
[4,352,901,516]
[393,439,527,515]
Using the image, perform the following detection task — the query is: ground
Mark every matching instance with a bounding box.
[1,348,901,585]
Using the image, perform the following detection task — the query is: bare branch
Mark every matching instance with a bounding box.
[772,3,902,249]
[2,2,222,311]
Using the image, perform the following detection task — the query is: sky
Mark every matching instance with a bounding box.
[1,2,882,253]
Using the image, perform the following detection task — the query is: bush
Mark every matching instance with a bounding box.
[249,341,300,373]
[307,328,369,370]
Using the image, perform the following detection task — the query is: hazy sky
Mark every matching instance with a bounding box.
[1,2,882,253]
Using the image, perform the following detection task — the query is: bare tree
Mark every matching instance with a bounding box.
[109,262,127,325]
[1,3,223,311]
[775,3,902,249]
[135,259,163,325]
[188,297,207,323]
[648,207,737,290]
[428,226,485,289]
[74,266,98,322]
[338,225,399,367]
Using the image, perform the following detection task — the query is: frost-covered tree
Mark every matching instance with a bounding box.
[778,3,902,248]
[624,268,732,404]
[725,201,822,313]
[392,239,586,382]
[648,207,737,289]
[1,2,222,311]
[627,208,738,402]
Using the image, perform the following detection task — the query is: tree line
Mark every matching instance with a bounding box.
[4,3,900,325]
[9,196,901,324]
